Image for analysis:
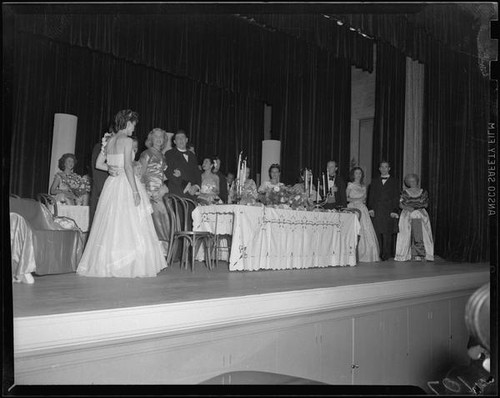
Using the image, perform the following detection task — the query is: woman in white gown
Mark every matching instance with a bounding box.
[346,167,380,262]
[77,110,167,278]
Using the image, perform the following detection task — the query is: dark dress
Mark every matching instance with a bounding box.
[367,175,400,259]
[164,148,201,198]
[89,142,109,230]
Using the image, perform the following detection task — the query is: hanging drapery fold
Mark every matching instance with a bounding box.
[422,42,489,262]
[371,41,406,183]
[403,57,424,179]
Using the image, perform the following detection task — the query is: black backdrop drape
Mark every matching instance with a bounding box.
[371,41,406,182]
[10,13,357,195]
[422,43,490,263]
[11,32,264,196]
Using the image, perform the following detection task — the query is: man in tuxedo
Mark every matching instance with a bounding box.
[323,160,347,210]
[213,157,228,203]
[367,161,400,261]
[164,130,201,198]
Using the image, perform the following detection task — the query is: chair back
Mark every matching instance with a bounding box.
[37,193,58,216]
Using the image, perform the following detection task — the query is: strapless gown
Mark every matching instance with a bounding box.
[77,153,167,277]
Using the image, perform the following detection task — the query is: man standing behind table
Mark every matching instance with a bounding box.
[213,157,228,203]
[164,130,201,198]
[323,160,347,210]
[367,160,400,261]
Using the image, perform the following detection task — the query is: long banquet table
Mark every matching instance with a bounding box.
[192,204,360,271]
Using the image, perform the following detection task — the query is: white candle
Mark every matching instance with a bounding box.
[310,172,313,196]
[242,160,247,186]
[322,173,326,198]
[305,169,308,193]
[316,178,320,202]
[236,152,241,182]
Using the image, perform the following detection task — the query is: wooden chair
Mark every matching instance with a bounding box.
[212,211,233,269]
[163,194,215,272]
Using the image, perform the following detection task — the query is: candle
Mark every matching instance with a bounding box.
[322,173,326,198]
[236,152,241,182]
[242,160,247,186]
[305,169,308,193]
[316,178,320,202]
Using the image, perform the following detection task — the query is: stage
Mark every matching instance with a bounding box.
[11,258,490,386]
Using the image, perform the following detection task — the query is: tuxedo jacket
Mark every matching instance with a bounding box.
[324,175,347,209]
[164,148,201,196]
[216,171,228,203]
[367,175,400,235]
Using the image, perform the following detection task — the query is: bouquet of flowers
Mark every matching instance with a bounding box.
[258,184,315,210]
[68,174,91,197]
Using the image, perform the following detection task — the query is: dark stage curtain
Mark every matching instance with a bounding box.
[332,4,480,64]
[422,44,490,262]
[10,32,264,197]
[269,46,352,185]
[371,42,406,182]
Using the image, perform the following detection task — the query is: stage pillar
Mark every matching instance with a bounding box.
[48,113,78,192]
[261,140,280,183]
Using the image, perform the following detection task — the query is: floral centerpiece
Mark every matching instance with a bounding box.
[257,184,315,211]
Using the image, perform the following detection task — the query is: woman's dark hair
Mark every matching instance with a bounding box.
[202,157,217,172]
[268,163,281,178]
[58,153,77,171]
[114,109,139,132]
[349,167,365,184]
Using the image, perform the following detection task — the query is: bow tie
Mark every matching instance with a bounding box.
[329,176,335,181]
[381,176,389,180]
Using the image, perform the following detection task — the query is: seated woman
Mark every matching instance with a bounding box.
[50,153,90,205]
[258,163,284,193]
[230,165,258,204]
[197,157,221,205]
[395,173,434,262]
[291,168,317,201]
[346,167,380,262]
[138,129,170,246]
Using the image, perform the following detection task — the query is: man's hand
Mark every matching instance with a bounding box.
[108,165,121,177]
[173,169,181,178]
[369,210,375,217]
[390,212,399,219]
[188,184,200,196]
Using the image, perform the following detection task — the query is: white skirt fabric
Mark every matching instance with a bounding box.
[77,163,167,278]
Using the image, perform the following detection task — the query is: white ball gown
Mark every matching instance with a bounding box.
[347,182,380,262]
[77,153,168,277]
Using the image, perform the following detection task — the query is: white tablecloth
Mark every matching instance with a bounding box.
[57,205,89,232]
[192,204,360,271]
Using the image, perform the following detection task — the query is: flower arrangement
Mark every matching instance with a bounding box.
[101,132,113,156]
[66,173,91,197]
[258,184,315,210]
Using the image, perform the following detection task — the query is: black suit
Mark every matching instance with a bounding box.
[164,148,201,197]
[89,142,109,230]
[216,171,228,203]
[367,175,400,260]
[323,175,347,209]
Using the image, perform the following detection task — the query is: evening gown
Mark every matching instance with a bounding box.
[347,182,380,262]
[77,153,168,277]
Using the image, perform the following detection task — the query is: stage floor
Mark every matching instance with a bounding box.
[12,258,489,318]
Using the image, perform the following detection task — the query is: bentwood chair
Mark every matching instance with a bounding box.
[164,194,215,272]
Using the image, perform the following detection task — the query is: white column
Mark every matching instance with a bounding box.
[260,140,281,183]
[48,113,78,192]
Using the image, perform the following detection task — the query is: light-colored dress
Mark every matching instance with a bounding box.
[77,153,167,277]
[258,180,283,193]
[346,182,380,262]
[198,173,220,204]
[395,189,434,261]
[139,148,170,244]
